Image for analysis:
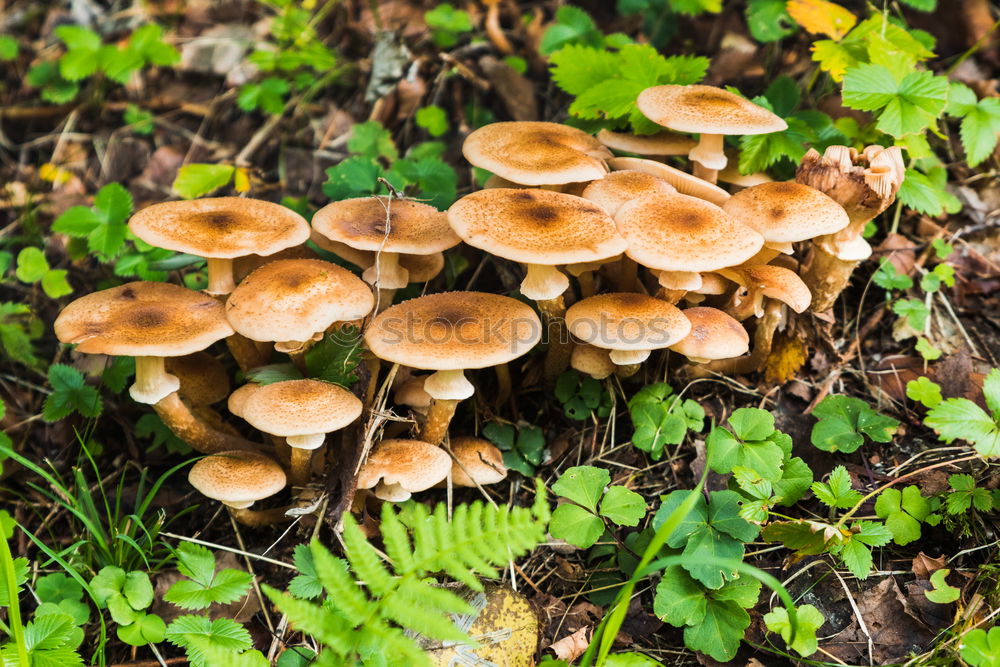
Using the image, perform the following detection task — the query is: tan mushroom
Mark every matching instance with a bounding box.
[571,344,615,380]
[188,450,288,527]
[165,352,229,406]
[357,439,452,501]
[606,157,730,207]
[581,170,677,217]
[716,265,812,320]
[233,244,320,284]
[596,129,697,157]
[669,307,750,364]
[448,437,507,487]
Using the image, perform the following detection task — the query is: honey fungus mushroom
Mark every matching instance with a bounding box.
[365,292,541,444]
[225,259,374,354]
[669,307,750,364]
[581,170,677,217]
[448,437,507,487]
[462,121,611,186]
[636,84,787,183]
[357,439,452,501]
[236,379,363,485]
[128,197,310,296]
[606,157,730,207]
[188,451,288,527]
[716,265,812,321]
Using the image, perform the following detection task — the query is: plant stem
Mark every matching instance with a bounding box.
[0,533,29,667]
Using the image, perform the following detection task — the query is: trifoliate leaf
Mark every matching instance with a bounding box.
[839,537,873,579]
[873,258,914,291]
[764,604,824,657]
[549,504,605,549]
[907,376,943,408]
[552,466,609,512]
[415,105,448,137]
[812,466,862,509]
[874,486,930,545]
[117,612,166,646]
[945,474,993,513]
[348,121,398,161]
[539,6,603,54]
[288,544,323,599]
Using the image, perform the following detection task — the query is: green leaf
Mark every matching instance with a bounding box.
[599,486,646,527]
[842,64,948,138]
[55,26,102,80]
[44,364,103,421]
[916,337,943,361]
[126,23,180,66]
[898,166,961,216]
[348,121,398,160]
[960,627,1000,667]
[117,612,166,646]
[0,35,18,60]
[166,615,253,667]
[172,164,236,199]
[811,395,898,453]
[41,270,73,299]
[773,457,813,506]
[123,571,154,611]
[682,597,749,662]
[237,77,290,115]
[540,6,603,54]
[15,247,50,283]
[165,543,253,610]
[764,604,824,657]
[874,486,930,545]
[304,329,363,388]
[36,573,83,604]
[424,4,473,47]
[925,569,960,604]
[839,537,873,579]
[322,157,384,200]
[549,504,605,549]
[926,394,1000,457]
[653,565,707,627]
[415,105,448,137]
[945,474,993,513]
[811,466,862,509]
[893,298,930,332]
[288,544,323,599]
[0,556,28,607]
[873,258,914,290]
[552,466,609,512]
[907,376,943,408]
[745,0,796,43]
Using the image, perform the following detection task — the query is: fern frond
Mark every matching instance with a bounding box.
[308,542,370,619]
[381,580,469,642]
[262,585,354,651]
[380,505,414,573]
[342,515,394,597]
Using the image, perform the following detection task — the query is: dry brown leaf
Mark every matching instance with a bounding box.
[547,626,590,662]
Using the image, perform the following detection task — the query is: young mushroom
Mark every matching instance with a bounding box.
[310,232,446,285]
[606,157,730,207]
[357,439,452,501]
[128,197,310,296]
[235,379,363,486]
[571,344,616,380]
[54,282,257,454]
[636,84,787,183]
[462,121,611,187]
[364,292,541,444]
[581,170,677,217]
[669,307,750,364]
[187,450,288,527]
[225,259,374,356]
[716,265,812,321]
[448,437,507,487]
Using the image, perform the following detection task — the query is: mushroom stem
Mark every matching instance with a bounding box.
[577,270,596,298]
[692,162,719,184]
[205,257,237,296]
[613,255,639,292]
[494,363,512,408]
[420,398,459,445]
[609,349,651,365]
[226,334,271,373]
[130,356,180,405]
[227,504,292,527]
[654,288,686,304]
[362,252,409,290]
[723,289,763,321]
[614,363,641,378]
[521,264,569,301]
[538,295,573,382]
[376,288,397,313]
[154,392,264,454]
[799,244,863,313]
[689,134,727,177]
[288,447,313,487]
[703,300,782,375]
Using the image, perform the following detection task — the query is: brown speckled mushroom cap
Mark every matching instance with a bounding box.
[188,450,286,509]
[596,129,697,156]
[233,244,320,284]
[357,439,452,500]
[722,181,849,246]
[449,437,507,487]
[719,264,812,314]
[365,292,541,371]
[165,352,229,405]
[582,170,677,217]
[227,383,261,418]
[448,189,627,266]
[129,197,310,259]
[225,259,374,345]
[637,85,787,136]
[463,121,611,186]
[606,157,730,207]
[615,194,764,273]
[571,344,615,380]
[670,307,749,362]
[238,379,362,439]
[566,293,691,352]
[54,281,234,356]
[311,197,459,255]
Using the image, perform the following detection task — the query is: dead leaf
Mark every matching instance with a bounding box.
[764,332,808,384]
[546,626,590,662]
[479,55,538,121]
[787,0,858,39]
[912,552,947,580]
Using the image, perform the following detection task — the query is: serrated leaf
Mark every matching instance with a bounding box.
[44,364,102,421]
[682,598,749,661]
[926,397,1000,457]
[166,615,253,667]
[811,466,862,509]
[839,537,873,579]
[287,543,323,599]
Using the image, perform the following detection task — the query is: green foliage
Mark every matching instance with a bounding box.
[124,104,154,134]
[550,466,645,548]
[540,6,607,54]
[135,413,191,454]
[842,65,948,138]
[43,364,103,422]
[874,486,931,545]
[165,616,255,667]
[287,544,323,599]
[265,488,549,665]
[944,474,993,514]
[924,568,960,604]
[555,371,612,421]
[415,105,449,137]
[0,608,85,666]
[961,626,1000,666]
[424,4,473,48]
[744,0,796,43]
[810,395,899,453]
[948,83,1000,167]
[482,421,545,476]
[0,302,41,367]
[0,35,18,60]
[91,566,164,645]
[925,369,1000,457]
[35,573,89,629]
[549,43,708,134]
[873,258,913,291]
[893,298,930,332]
[172,164,242,199]
[811,466,862,509]
[238,77,290,115]
[52,183,133,262]
[164,542,254,610]
[628,383,704,460]
[763,604,824,657]
[13,246,72,298]
[907,376,942,408]
[304,327,363,387]
[323,122,457,209]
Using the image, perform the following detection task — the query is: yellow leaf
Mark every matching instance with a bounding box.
[764,332,807,384]
[233,167,251,193]
[39,162,73,185]
[786,0,857,40]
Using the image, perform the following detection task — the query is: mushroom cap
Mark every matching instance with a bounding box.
[670,307,749,361]
[615,194,764,273]
[228,382,261,418]
[722,264,812,313]
[239,379,362,437]
[571,344,615,380]
[129,197,310,259]
[581,170,677,217]
[188,450,286,506]
[365,292,541,371]
[637,85,788,136]
[449,437,507,486]
[596,129,697,156]
[225,259,374,343]
[357,439,452,493]
[233,244,320,284]
[448,189,627,266]
[394,376,432,411]
[722,181,850,244]
[566,293,691,352]
[312,197,459,255]
[165,352,230,405]
[463,121,611,186]
[54,281,234,357]
[606,157,730,207]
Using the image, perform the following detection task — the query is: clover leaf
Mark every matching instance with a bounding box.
[811,395,899,453]
[764,604,824,657]
[628,383,704,460]
[550,466,646,548]
[874,486,931,545]
[925,569,960,604]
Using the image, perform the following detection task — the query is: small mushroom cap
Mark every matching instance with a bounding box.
[722,181,850,244]
[606,157,730,207]
[228,383,261,418]
[54,281,234,357]
[225,259,374,343]
[670,307,749,361]
[449,437,507,486]
[721,265,812,313]
[571,344,615,380]
[366,292,541,371]
[129,197,310,259]
[312,197,460,255]
[165,352,230,405]
[357,439,452,493]
[394,376,432,412]
[448,189,627,266]
[566,293,691,352]
[637,85,787,136]
[188,450,286,507]
[581,170,676,217]
[463,121,611,185]
[596,129,697,156]
[615,194,764,273]
[239,379,362,437]
[233,244,320,284]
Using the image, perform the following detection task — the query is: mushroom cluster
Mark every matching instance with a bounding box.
[53,83,903,526]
